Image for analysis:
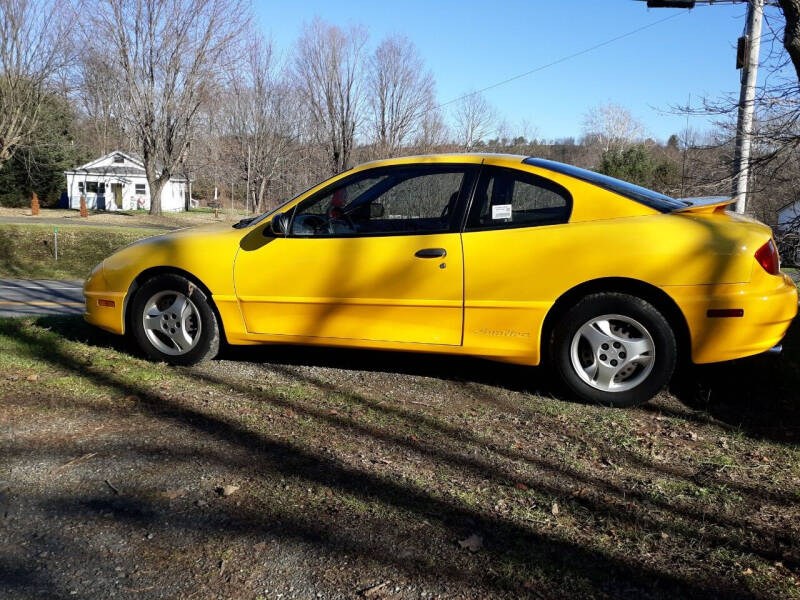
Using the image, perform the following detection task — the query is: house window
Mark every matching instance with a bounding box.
[86,181,99,194]
[78,182,84,193]
[135,184,146,195]
[113,155,124,164]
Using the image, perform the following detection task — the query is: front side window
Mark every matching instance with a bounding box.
[290,166,470,237]
[466,167,571,230]
[135,184,146,195]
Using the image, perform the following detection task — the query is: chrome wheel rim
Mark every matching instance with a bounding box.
[569,314,655,393]
[142,290,201,356]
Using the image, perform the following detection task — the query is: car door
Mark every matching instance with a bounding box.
[233,164,477,346]
[460,164,573,361]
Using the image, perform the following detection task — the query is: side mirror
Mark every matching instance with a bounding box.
[268,212,289,236]
[370,202,385,219]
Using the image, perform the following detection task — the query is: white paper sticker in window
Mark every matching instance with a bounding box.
[492,204,512,220]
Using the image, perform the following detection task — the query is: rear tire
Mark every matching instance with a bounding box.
[550,293,677,407]
[130,273,219,366]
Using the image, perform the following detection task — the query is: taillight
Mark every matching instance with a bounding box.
[754,239,780,275]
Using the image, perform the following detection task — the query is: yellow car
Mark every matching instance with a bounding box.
[84,154,798,406]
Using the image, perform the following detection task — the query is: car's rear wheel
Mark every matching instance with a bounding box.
[551,293,677,407]
[130,273,219,365]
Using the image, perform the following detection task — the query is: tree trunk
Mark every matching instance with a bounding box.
[149,177,166,216]
[257,177,270,212]
[780,0,800,84]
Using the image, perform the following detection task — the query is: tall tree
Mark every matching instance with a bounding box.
[452,92,496,151]
[780,0,800,83]
[294,18,368,175]
[76,49,129,157]
[582,103,645,155]
[0,0,73,170]
[89,0,248,215]
[227,37,298,212]
[366,35,435,155]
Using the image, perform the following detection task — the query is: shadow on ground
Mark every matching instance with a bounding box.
[2,315,799,598]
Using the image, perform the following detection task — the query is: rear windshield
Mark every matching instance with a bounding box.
[522,157,689,213]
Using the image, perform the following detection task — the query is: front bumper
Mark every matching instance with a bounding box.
[664,271,798,364]
[83,262,127,335]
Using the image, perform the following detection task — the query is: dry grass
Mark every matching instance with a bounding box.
[0,223,163,280]
[1,315,799,599]
[0,206,248,228]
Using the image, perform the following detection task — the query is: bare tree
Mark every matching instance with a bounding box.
[669,4,800,218]
[227,37,298,212]
[414,107,448,153]
[76,49,130,156]
[582,102,645,155]
[452,92,496,150]
[0,0,74,170]
[294,18,368,175]
[366,35,435,155]
[88,0,248,215]
[780,0,800,81]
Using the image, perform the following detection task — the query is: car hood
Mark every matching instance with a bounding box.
[100,222,246,296]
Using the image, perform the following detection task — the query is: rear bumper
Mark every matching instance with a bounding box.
[664,272,798,364]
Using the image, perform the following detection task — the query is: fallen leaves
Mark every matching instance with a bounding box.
[361,581,391,598]
[161,489,183,500]
[551,502,560,516]
[51,452,97,476]
[458,533,483,552]
[216,484,239,497]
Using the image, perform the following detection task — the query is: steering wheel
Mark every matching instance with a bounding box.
[326,205,356,233]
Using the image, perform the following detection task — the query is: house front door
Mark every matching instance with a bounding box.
[111,183,123,210]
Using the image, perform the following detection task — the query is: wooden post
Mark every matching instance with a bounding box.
[31,192,40,216]
[79,195,88,218]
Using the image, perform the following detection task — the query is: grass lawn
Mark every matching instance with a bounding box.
[0,206,249,229]
[1,315,799,598]
[0,223,163,280]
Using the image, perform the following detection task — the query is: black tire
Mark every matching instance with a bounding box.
[550,293,677,408]
[129,273,220,366]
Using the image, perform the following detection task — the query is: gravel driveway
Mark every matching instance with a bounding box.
[2,316,800,599]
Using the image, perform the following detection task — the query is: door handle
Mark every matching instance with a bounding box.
[415,248,447,259]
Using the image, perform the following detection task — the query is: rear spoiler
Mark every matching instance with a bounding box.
[673,196,735,214]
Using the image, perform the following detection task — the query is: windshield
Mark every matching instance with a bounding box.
[232,182,319,229]
[522,157,689,213]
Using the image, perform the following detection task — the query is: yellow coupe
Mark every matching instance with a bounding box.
[84,154,798,406]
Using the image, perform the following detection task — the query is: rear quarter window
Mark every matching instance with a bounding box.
[467,166,572,230]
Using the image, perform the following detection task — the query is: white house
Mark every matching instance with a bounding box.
[777,199,800,233]
[64,151,188,212]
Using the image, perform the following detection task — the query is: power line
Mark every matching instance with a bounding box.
[432,11,687,112]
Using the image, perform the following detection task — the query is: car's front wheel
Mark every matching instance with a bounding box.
[130,273,220,366]
[551,293,677,407]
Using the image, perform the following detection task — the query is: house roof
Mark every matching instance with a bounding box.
[65,151,188,182]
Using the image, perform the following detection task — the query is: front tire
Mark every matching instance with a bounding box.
[130,273,220,366]
[550,293,677,407]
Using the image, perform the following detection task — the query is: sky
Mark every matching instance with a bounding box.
[253,0,782,143]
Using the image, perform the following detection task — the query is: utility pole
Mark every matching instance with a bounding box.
[639,0,762,213]
[732,0,763,214]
